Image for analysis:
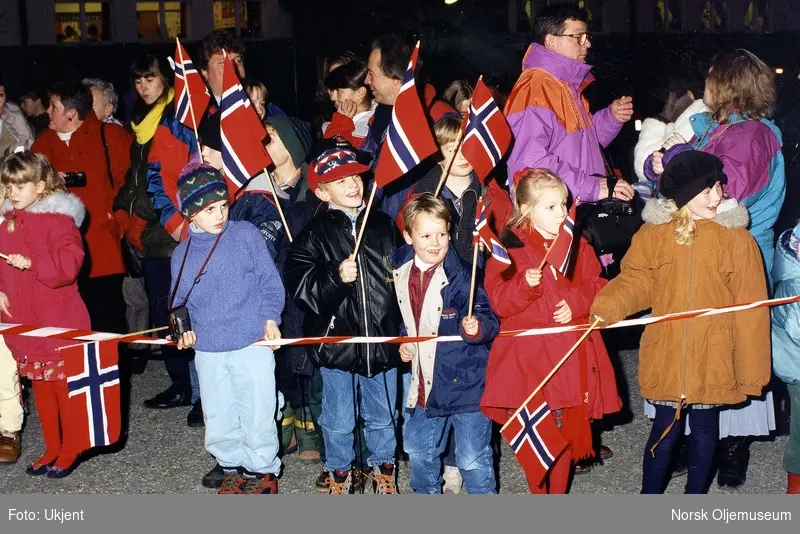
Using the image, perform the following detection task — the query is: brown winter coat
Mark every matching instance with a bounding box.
[590,199,770,406]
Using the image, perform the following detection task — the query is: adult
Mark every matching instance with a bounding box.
[0,75,35,163]
[645,49,785,489]
[82,78,123,125]
[32,80,130,336]
[19,88,51,138]
[503,4,634,202]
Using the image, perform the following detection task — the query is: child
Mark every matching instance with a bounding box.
[591,150,771,494]
[321,60,377,148]
[170,162,285,494]
[285,143,402,494]
[397,114,513,265]
[0,151,90,477]
[771,221,800,494]
[481,168,621,494]
[394,193,498,494]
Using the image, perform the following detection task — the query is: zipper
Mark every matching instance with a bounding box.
[680,243,692,404]
[357,252,371,376]
[317,316,335,355]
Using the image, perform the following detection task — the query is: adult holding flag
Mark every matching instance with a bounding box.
[481,168,621,493]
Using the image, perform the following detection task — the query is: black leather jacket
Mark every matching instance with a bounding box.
[285,205,402,376]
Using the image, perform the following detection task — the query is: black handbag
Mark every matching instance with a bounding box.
[577,156,643,279]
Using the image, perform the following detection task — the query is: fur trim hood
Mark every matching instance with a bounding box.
[641,197,749,229]
[1,192,86,227]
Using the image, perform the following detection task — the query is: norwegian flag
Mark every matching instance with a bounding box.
[373,42,437,187]
[461,78,512,181]
[544,203,577,276]
[220,53,272,194]
[473,197,511,265]
[170,39,210,130]
[502,391,568,488]
[64,340,122,453]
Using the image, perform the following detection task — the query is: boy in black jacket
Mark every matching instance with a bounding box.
[285,143,403,494]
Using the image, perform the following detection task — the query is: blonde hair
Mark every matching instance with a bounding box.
[403,193,451,234]
[655,197,697,246]
[706,49,775,122]
[508,168,568,229]
[433,114,462,147]
[1,152,65,232]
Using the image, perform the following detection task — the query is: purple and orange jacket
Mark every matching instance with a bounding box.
[504,44,623,201]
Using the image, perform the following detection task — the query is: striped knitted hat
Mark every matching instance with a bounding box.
[176,162,229,220]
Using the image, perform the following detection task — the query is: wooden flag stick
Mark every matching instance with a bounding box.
[352,182,378,258]
[433,74,480,198]
[263,168,293,243]
[0,252,8,261]
[501,317,602,432]
[56,326,169,352]
[537,230,560,271]
[176,37,204,160]
[467,240,480,319]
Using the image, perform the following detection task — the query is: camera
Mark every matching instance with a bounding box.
[599,197,634,216]
[167,306,192,343]
[64,171,87,187]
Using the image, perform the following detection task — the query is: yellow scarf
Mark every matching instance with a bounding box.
[131,88,175,144]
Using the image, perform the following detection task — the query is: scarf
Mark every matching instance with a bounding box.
[131,88,175,144]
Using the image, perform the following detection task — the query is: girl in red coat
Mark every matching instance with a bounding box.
[0,151,90,478]
[481,169,621,493]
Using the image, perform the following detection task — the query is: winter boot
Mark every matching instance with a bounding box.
[716,436,750,488]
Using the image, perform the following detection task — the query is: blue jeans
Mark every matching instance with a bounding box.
[319,367,397,472]
[403,408,496,494]
[195,345,281,475]
[642,404,719,494]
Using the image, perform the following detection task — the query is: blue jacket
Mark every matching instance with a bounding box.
[392,245,499,417]
[771,227,800,384]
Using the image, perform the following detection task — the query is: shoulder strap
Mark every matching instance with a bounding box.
[168,231,224,309]
[100,123,114,188]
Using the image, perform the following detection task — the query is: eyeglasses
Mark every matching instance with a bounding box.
[554,32,591,46]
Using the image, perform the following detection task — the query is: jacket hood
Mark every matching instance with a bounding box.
[522,43,593,87]
[641,197,748,229]
[1,192,86,227]
[772,228,800,285]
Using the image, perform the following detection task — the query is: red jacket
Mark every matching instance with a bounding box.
[32,114,131,278]
[480,226,621,425]
[0,193,91,362]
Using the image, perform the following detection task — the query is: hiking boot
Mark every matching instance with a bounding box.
[372,463,398,494]
[241,473,279,494]
[0,432,21,464]
[315,469,330,492]
[218,472,245,494]
[717,437,750,489]
[351,467,367,493]
[327,470,353,494]
[298,449,321,464]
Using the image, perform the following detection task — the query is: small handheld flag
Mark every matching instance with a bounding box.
[170,39,210,133]
[461,78,512,182]
[540,202,577,276]
[473,197,511,265]
[373,42,437,188]
[64,340,122,453]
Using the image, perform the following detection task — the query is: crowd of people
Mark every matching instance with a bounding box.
[0,3,797,495]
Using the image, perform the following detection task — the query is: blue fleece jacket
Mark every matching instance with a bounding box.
[170,220,285,352]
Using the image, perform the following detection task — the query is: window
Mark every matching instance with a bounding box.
[702,1,726,30]
[55,1,111,42]
[214,1,263,38]
[655,0,682,31]
[137,1,187,41]
[744,0,768,30]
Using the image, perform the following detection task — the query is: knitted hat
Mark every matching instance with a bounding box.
[307,142,370,191]
[198,111,222,152]
[659,150,728,208]
[176,162,230,219]
[266,115,313,169]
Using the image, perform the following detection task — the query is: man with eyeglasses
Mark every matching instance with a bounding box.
[504,4,634,203]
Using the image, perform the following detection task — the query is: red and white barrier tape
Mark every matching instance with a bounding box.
[2,293,798,349]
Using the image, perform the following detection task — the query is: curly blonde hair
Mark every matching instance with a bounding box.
[508,168,568,230]
[655,197,696,246]
[1,151,65,232]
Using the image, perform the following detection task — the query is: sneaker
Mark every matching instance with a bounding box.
[315,469,330,492]
[442,465,463,495]
[241,473,279,494]
[327,470,353,494]
[372,463,398,494]
[218,472,245,494]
